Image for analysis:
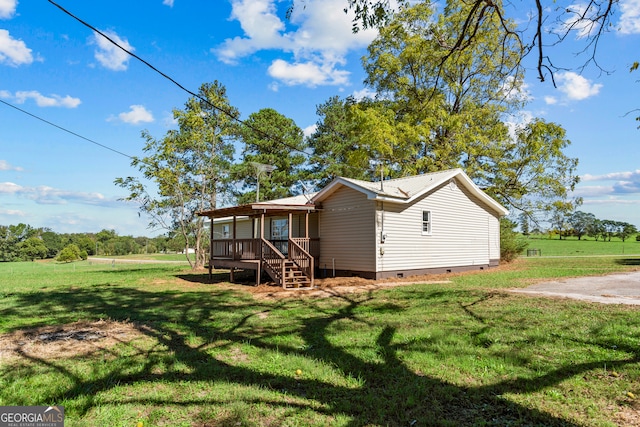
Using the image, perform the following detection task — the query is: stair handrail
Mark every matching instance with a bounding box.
[260,238,286,284]
[288,238,314,287]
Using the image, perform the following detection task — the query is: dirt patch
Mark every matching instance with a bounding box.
[242,265,520,299]
[614,399,640,426]
[0,319,146,362]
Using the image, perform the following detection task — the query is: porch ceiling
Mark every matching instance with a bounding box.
[198,203,318,219]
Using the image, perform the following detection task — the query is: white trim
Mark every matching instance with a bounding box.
[312,169,509,217]
[421,210,432,236]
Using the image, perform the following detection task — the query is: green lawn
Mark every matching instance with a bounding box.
[522,234,640,257]
[0,256,639,426]
[91,253,194,262]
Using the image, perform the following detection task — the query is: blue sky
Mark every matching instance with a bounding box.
[1,0,639,237]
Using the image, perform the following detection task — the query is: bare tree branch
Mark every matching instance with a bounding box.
[330,0,619,84]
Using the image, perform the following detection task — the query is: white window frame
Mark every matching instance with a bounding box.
[271,218,289,240]
[422,210,432,235]
[222,224,230,239]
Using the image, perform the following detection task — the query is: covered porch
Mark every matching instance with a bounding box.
[198,201,319,289]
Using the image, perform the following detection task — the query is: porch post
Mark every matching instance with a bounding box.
[251,217,256,239]
[288,212,293,237]
[259,212,266,287]
[306,210,314,287]
[288,212,293,259]
[208,216,214,280]
[232,215,237,261]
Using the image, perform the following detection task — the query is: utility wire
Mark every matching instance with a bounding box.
[47,0,309,157]
[0,98,134,160]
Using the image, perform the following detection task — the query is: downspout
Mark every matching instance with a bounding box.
[379,201,385,276]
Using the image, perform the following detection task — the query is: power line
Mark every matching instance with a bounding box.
[0,98,134,160]
[47,0,309,157]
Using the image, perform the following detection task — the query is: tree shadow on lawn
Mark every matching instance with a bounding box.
[3,284,635,426]
[615,257,640,266]
[177,270,259,286]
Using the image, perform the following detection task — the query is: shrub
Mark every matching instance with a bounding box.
[57,244,82,263]
[500,218,528,262]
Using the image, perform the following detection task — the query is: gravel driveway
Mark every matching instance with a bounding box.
[510,271,640,305]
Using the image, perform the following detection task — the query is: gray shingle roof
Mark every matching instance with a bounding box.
[339,169,459,200]
[312,168,508,216]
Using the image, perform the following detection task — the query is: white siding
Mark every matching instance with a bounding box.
[377,179,498,272]
[213,219,254,239]
[214,213,319,240]
[266,213,319,238]
[319,186,377,272]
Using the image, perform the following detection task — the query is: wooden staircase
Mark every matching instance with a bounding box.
[260,238,314,289]
[281,260,312,288]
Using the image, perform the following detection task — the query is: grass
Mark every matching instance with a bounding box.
[523,234,640,257]
[0,255,639,426]
[91,253,194,262]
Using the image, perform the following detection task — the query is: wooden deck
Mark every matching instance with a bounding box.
[208,238,319,288]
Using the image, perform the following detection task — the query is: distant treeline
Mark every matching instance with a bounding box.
[522,211,638,241]
[0,223,188,262]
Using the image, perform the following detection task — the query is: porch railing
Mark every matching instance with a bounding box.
[211,238,260,260]
[211,237,316,287]
[291,237,320,258]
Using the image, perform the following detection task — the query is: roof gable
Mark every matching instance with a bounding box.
[312,169,508,216]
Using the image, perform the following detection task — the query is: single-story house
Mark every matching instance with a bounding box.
[198,168,509,288]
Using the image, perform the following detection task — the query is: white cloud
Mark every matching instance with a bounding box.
[0,181,22,194]
[575,170,640,197]
[162,0,174,7]
[502,76,531,102]
[352,87,376,101]
[544,96,558,105]
[93,30,134,71]
[504,110,534,140]
[619,0,640,34]
[268,59,350,87]
[0,181,115,206]
[582,198,640,205]
[0,208,26,217]
[0,160,23,171]
[214,0,377,87]
[0,29,34,67]
[114,105,154,124]
[561,3,602,39]
[215,0,286,64]
[581,170,640,181]
[556,71,602,101]
[268,81,280,92]
[0,0,17,19]
[303,124,317,138]
[12,90,81,108]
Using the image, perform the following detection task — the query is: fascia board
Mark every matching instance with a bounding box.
[379,169,509,217]
[312,178,378,202]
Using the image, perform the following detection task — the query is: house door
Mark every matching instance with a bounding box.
[271,218,288,254]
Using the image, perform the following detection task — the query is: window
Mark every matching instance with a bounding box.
[222,224,230,239]
[271,219,289,240]
[422,210,431,235]
[271,219,289,255]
